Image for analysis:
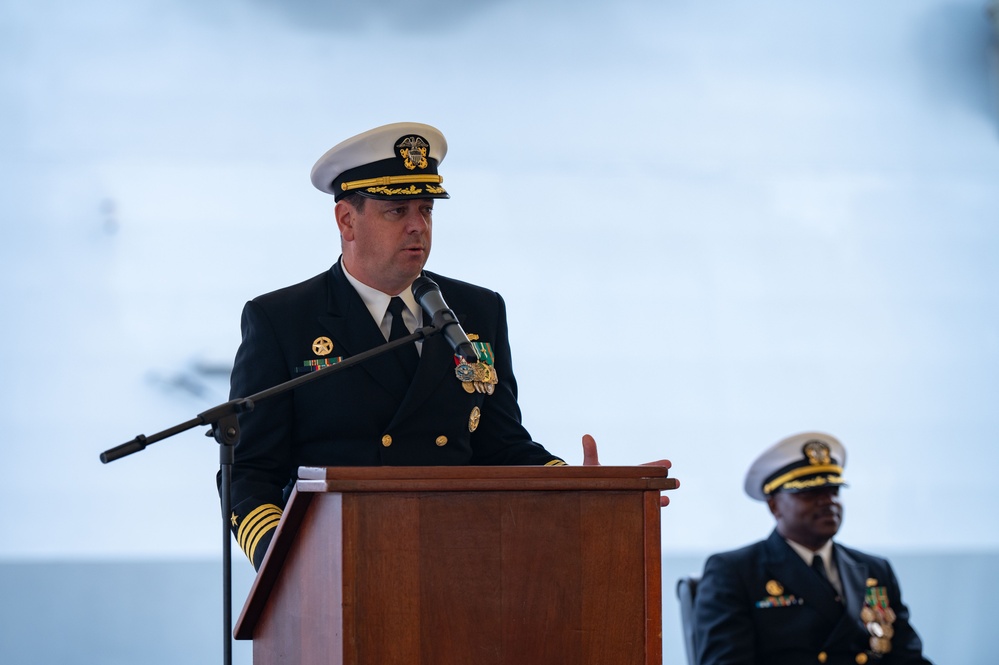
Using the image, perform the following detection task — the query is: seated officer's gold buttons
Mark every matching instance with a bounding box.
[817,653,827,663]
[435,436,448,447]
[381,435,392,447]
[855,654,868,664]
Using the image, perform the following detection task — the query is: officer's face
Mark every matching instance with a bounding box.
[768,486,842,550]
[337,197,434,294]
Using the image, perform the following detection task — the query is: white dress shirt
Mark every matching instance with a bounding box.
[341,261,424,354]
[785,537,843,596]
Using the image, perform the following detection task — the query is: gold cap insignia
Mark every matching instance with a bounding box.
[803,440,832,465]
[396,135,429,170]
[312,336,334,356]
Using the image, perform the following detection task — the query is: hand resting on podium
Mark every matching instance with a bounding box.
[580,433,678,507]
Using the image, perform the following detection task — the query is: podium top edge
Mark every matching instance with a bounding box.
[297,465,672,481]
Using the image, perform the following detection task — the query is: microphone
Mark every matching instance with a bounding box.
[411,275,479,363]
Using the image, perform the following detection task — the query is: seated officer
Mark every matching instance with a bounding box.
[692,432,933,665]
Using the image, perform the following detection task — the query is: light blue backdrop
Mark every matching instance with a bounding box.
[1,0,997,662]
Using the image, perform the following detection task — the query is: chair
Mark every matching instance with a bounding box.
[675,575,700,665]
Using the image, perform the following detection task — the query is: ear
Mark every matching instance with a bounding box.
[335,200,355,241]
[767,495,780,519]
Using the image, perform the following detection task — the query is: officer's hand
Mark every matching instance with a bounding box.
[580,433,677,507]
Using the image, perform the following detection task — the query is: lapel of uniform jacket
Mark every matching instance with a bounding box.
[385,283,470,426]
[317,261,407,398]
[821,543,869,647]
[405,273,469,414]
[762,530,845,625]
[386,328,455,427]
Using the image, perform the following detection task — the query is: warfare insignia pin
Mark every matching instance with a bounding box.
[765,580,784,596]
[312,336,334,356]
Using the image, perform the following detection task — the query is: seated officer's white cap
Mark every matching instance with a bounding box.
[744,432,847,501]
[311,122,449,201]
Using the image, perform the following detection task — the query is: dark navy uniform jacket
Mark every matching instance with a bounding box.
[693,530,933,665]
[223,260,563,569]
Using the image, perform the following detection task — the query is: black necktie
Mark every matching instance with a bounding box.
[811,554,841,602]
[387,297,418,379]
[811,554,829,581]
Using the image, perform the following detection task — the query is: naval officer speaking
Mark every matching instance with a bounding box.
[220,122,677,569]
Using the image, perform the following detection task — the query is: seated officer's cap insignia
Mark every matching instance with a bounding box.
[744,432,847,501]
[803,440,832,465]
[310,122,450,201]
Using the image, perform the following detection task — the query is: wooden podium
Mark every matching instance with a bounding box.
[234,466,676,665]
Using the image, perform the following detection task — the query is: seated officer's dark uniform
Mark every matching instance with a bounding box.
[222,123,565,569]
[693,432,933,665]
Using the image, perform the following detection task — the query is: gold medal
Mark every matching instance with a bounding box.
[455,359,476,382]
[468,406,481,432]
[862,586,896,655]
[870,637,892,654]
[455,358,499,395]
[475,363,494,383]
[765,580,784,596]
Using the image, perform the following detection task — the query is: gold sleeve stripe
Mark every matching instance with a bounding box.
[237,504,282,560]
[544,460,568,466]
[763,464,843,496]
[245,514,281,564]
[340,174,444,192]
